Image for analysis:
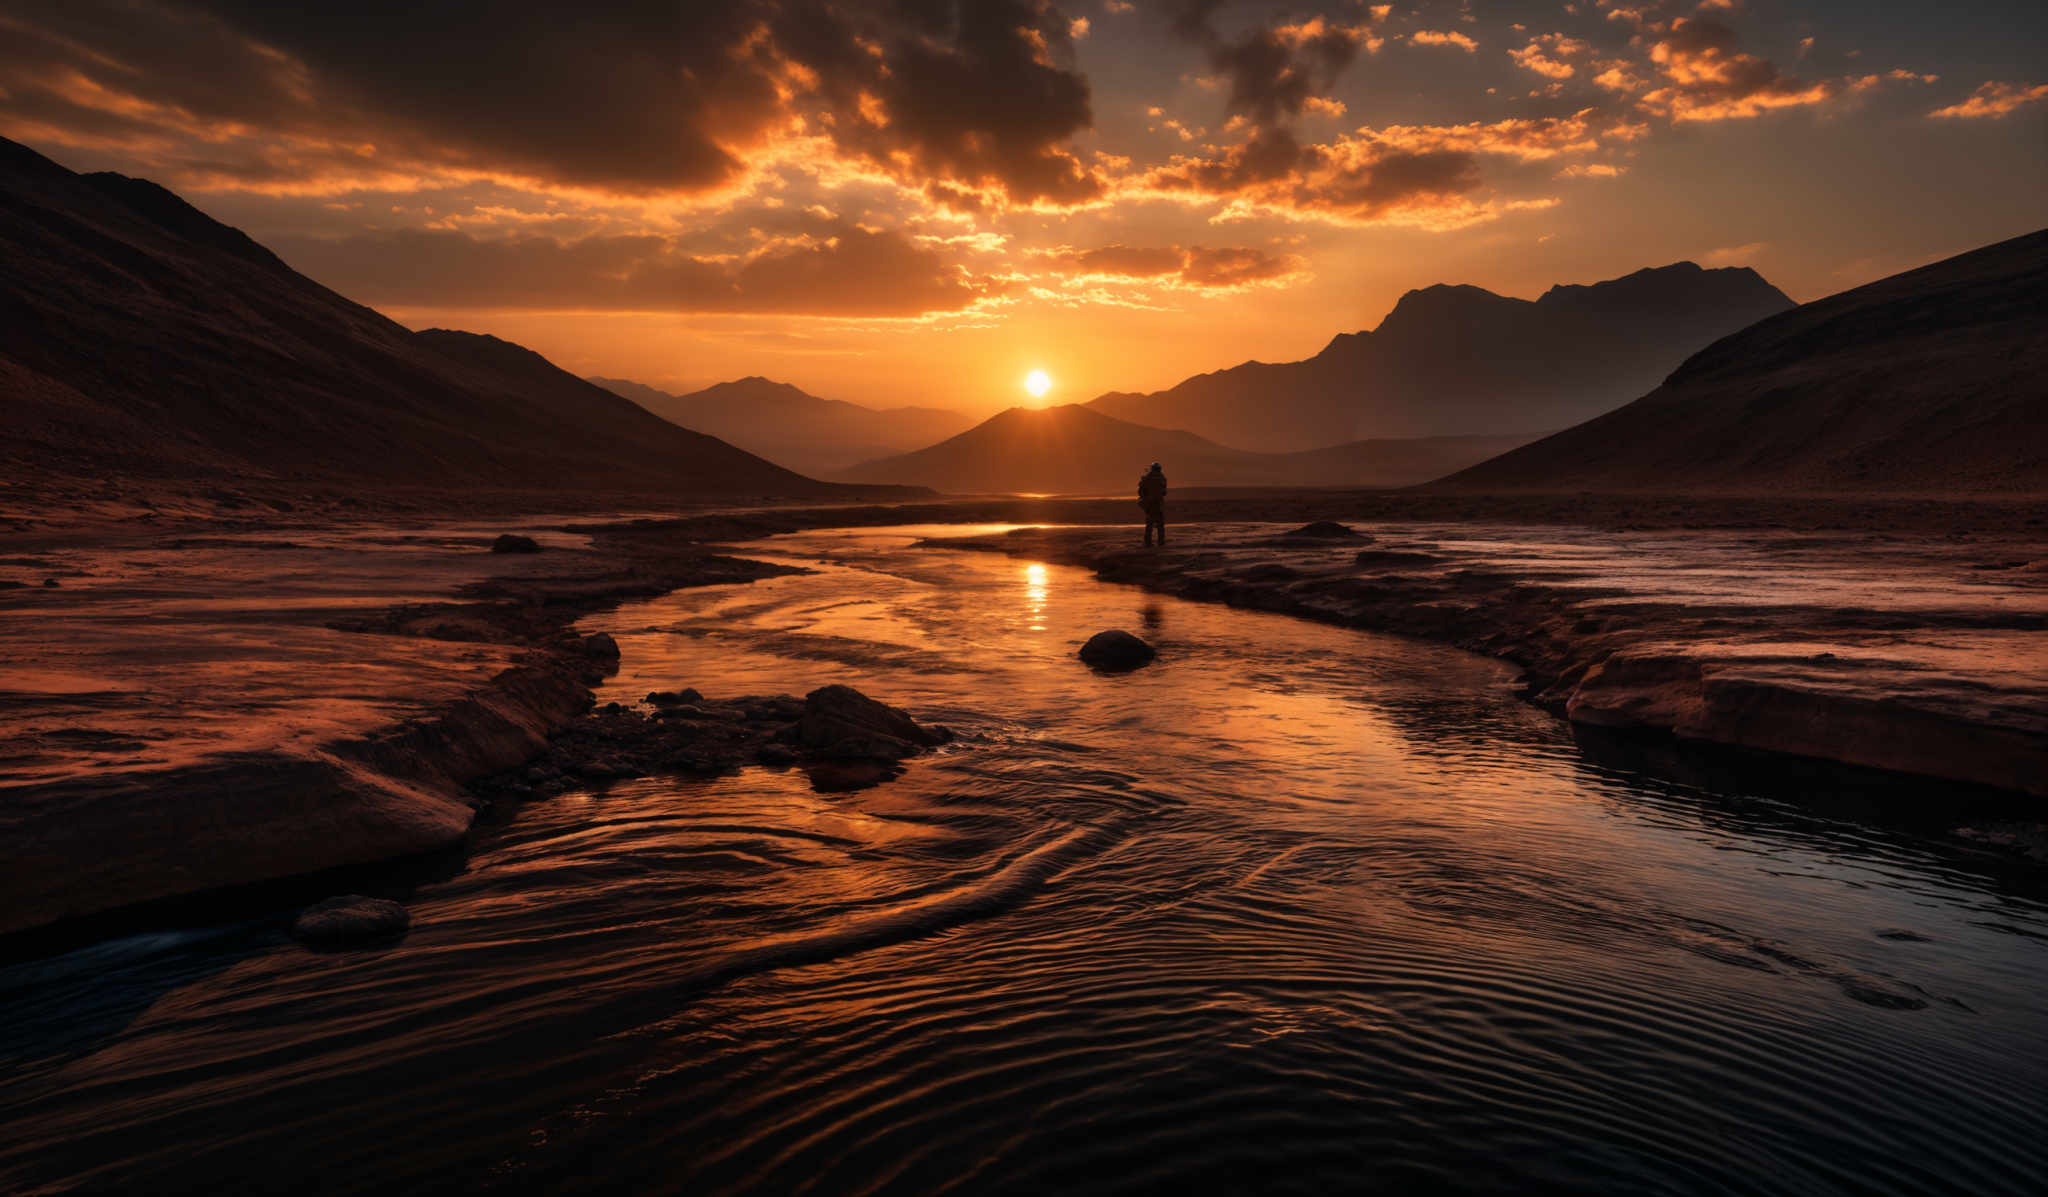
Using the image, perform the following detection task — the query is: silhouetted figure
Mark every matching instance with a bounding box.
[1138,462,1167,547]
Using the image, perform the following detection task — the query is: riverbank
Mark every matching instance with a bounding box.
[0,517,807,943]
[936,520,2047,801]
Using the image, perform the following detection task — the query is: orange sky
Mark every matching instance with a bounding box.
[4,0,2042,414]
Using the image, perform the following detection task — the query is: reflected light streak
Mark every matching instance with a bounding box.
[1024,562,1049,631]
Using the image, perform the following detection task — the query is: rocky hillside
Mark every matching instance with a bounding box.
[0,136,877,497]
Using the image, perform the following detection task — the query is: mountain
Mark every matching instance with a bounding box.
[834,403,1535,493]
[1089,262,1795,451]
[1437,230,2048,495]
[0,136,875,497]
[590,375,978,476]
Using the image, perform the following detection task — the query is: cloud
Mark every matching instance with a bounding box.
[1041,242,1304,287]
[270,219,998,316]
[1929,81,2048,119]
[1134,125,1554,230]
[1411,31,1479,53]
[1509,35,1590,81]
[1161,4,1380,125]
[0,0,1105,207]
[1639,17,1834,121]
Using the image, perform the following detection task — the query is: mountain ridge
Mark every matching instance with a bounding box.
[0,135,890,497]
[1089,261,1794,451]
[835,403,1536,494]
[591,375,978,476]
[1436,230,2048,495]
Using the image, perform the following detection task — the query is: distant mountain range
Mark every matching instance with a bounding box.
[1090,262,1795,452]
[834,403,1535,494]
[590,376,977,476]
[0,136,888,497]
[1438,230,2048,495]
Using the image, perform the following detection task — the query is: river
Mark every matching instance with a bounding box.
[3,525,2043,1194]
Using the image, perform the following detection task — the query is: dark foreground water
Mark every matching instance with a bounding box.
[4,526,2045,1194]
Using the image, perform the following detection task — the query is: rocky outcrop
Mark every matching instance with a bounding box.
[491,534,542,553]
[292,895,411,944]
[796,685,951,761]
[1079,629,1157,671]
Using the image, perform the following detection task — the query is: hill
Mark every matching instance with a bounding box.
[1437,230,2048,495]
[0,136,874,497]
[590,376,977,475]
[1089,262,1794,451]
[834,404,1534,493]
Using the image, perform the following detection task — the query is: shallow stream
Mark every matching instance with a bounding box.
[4,526,2043,1194]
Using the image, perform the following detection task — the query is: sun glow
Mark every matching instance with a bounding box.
[1024,369,1052,400]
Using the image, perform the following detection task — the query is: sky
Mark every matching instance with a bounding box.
[2,0,2042,414]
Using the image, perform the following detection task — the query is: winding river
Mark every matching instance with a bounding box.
[4,525,2044,1194]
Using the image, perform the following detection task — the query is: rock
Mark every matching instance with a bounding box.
[491,534,542,554]
[575,632,620,659]
[292,895,411,944]
[757,743,798,766]
[645,688,703,706]
[1238,563,1300,583]
[1354,549,1441,569]
[42,577,60,588]
[1284,521,1363,539]
[797,684,947,761]
[1079,629,1156,671]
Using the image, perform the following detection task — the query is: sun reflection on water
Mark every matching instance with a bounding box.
[1024,562,1049,631]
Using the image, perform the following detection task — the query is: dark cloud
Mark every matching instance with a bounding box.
[270,220,996,316]
[1161,3,1379,124]
[0,0,1101,204]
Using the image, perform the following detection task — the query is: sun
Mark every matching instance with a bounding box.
[1024,369,1052,400]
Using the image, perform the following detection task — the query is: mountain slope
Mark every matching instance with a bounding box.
[590,376,978,476]
[1090,262,1794,451]
[0,137,865,496]
[835,404,1534,493]
[1437,230,2048,495]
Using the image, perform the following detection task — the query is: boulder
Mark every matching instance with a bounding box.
[1283,521,1363,539]
[490,534,542,554]
[797,685,948,761]
[292,895,411,944]
[1079,629,1156,671]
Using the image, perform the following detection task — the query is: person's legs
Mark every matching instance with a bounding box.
[1144,510,1165,546]
[1143,512,1155,546]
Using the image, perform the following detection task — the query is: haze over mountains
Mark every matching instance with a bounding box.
[0,137,867,497]
[1441,230,2048,495]
[1090,263,1795,452]
[590,376,976,477]
[836,404,1535,494]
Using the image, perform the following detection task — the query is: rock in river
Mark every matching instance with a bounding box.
[797,684,950,761]
[1079,629,1156,671]
[490,534,542,554]
[292,895,411,945]
[1283,521,1364,539]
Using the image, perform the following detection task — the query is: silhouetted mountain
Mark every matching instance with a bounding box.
[835,404,1535,493]
[0,137,882,496]
[590,375,977,476]
[1437,230,2048,495]
[1089,262,1794,451]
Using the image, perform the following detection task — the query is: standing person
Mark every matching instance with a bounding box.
[1138,462,1167,547]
